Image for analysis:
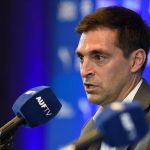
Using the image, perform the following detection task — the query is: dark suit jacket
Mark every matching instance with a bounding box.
[80,79,150,150]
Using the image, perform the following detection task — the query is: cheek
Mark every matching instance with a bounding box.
[99,61,131,86]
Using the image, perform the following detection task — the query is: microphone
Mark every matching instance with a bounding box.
[0,86,62,142]
[60,101,149,150]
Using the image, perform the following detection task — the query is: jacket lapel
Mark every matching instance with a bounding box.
[133,79,150,118]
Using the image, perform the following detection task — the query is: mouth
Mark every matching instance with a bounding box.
[84,83,98,93]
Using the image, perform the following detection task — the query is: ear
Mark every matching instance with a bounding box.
[129,49,146,72]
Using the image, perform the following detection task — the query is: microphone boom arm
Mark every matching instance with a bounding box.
[0,116,24,143]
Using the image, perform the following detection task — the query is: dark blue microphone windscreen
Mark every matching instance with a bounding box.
[94,101,149,147]
[12,86,62,127]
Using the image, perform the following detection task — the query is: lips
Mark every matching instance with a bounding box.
[84,83,98,93]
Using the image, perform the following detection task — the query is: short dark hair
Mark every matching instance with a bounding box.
[76,6,150,71]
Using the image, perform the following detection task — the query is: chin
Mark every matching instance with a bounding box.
[87,94,103,105]
[87,93,112,106]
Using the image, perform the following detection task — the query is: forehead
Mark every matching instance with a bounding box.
[76,28,118,54]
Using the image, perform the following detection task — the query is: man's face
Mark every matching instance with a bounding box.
[76,28,135,106]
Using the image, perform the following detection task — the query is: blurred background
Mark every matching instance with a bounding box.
[0,0,150,150]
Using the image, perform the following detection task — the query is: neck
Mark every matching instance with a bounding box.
[117,74,142,102]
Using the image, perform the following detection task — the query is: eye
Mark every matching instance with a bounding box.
[77,54,84,63]
[93,54,106,61]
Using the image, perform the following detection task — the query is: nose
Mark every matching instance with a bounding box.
[80,58,95,78]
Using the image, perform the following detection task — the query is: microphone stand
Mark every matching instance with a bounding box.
[0,116,24,150]
[0,136,13,150]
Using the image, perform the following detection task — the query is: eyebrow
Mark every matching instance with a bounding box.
[76,49,110,56]
[75,51,82,57]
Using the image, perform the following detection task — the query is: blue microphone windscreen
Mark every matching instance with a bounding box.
[12,86,62,127]
[94,101,149,147]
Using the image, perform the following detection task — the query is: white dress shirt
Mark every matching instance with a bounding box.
[93,79,143,150]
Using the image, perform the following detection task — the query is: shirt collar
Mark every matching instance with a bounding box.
[123,79,143,103]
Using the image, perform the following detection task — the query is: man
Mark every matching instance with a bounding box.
[75,6,150,150]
